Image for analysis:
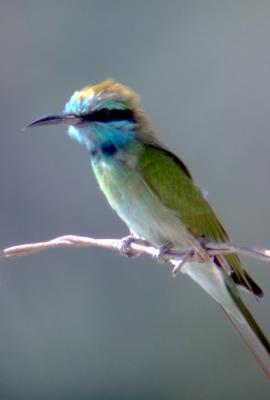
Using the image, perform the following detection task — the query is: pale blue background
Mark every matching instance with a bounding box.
[0,1,270,398]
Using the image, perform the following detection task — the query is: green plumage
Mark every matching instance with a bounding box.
[27,79,270,378]
[138,144,245,286]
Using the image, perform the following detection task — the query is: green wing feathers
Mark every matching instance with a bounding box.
[138,144,262,297]
[138,144,231,241]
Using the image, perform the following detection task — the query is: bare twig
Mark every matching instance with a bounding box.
[0,235,153,260]
[1,234,270,268]
[205,242,270,263]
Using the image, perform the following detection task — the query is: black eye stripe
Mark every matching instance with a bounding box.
[83,108,136,123]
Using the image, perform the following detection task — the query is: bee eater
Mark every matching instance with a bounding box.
[27,80,270,378]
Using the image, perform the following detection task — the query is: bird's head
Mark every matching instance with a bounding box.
[27,80,153,152]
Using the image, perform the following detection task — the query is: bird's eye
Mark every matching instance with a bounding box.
[98,108,111,120]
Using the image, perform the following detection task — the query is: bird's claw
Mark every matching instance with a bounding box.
[171,249,195,277]
[153,242,172,264]
[120,235,140,258]
[198,236,209,249]
[171,260,184,277]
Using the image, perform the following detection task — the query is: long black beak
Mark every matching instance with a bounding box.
[25,113,82,129]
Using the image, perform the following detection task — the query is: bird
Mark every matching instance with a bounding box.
[27,79,270,378]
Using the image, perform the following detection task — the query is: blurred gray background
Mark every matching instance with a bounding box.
[0,1,270,399]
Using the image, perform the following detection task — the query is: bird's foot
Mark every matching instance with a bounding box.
[171,249,195,277]
[120,235,140,258]
[153,242,173,264]
[198,236,209,250]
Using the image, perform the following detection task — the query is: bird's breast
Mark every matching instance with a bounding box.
[91,153,193,249]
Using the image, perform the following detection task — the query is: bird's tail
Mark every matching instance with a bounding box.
[222,280,270,379]
[181,260,270,379]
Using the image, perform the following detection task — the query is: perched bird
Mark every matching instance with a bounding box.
[27,80,270,378]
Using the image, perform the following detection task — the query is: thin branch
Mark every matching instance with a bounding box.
[1,235,270,268]
[205,242,270,263]
[0,235,154,260]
